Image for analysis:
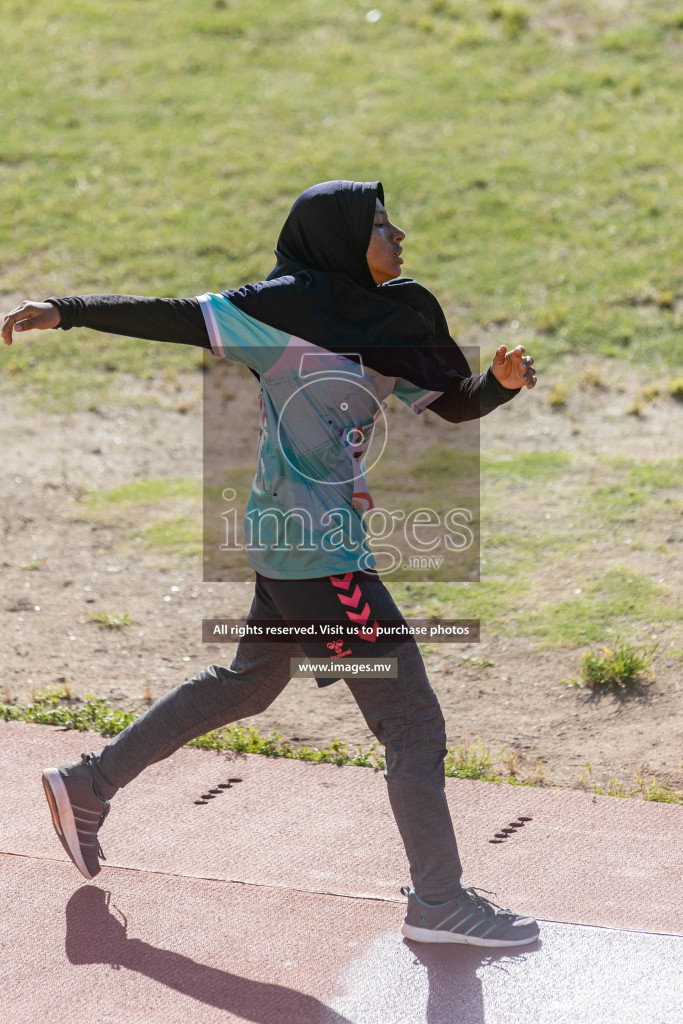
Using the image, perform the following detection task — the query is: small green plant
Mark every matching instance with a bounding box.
[570,641,657,691]
[579,762,679,802]
[459,655,495,668]
[445,734,500,781]
[634,773,682,804]
[488,2,530,38]
[579,369,607,390]
[605,778,629,798]
[663,8,683,29]
[641,384,660,403]
[669,377,683,401]
[88,610,132,630]
[534,307,566,334]
[592,777,631,798]
[188,724,385,768]
[656,289,674,309]
[502,747,517,778]
[0,691,137,733]
[548,382,569,407]
[578,760,593,787]
[19,559,46,571]
[46,682,74,701]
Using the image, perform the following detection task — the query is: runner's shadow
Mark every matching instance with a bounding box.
[403,935,543,1024]
[65,886,354,1024]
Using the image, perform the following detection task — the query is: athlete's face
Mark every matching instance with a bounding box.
[365,199,406,285]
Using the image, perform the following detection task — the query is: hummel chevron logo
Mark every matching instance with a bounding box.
[337,584,362,608]
[346,603,371,626]
[329,573,354,590]
[329,574,379,641]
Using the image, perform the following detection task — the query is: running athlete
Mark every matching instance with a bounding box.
[2,180,539,947]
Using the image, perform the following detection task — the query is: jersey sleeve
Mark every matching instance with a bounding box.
[196,292,292,375]
[391,377,443,415]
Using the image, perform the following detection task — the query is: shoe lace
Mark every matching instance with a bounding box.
[400,884,512,915]
[80,753,109,861]
[95,802,110,861]
[462,886,512,916]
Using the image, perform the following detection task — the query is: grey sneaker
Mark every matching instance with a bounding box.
[400,885,539,947]
[42,753,110,880]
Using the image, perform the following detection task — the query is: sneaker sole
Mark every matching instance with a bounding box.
[401,922,538,947]
[41,768,96,880]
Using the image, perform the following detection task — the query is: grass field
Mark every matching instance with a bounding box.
[2,0,681,668]
[2,0,681,393]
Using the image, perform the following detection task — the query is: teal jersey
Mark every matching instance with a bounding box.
[198,292,442,579]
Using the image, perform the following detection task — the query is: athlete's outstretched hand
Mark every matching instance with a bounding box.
[2,301,61,346]
[491,344,537,390]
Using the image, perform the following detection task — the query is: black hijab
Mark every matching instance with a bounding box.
[225,180,471,389]
[269,179,381,288]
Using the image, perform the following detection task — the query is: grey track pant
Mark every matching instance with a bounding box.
[91,572,463,904]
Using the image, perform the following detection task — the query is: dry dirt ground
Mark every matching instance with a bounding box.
[1,340,681,797]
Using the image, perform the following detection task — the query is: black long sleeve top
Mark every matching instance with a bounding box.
[46,293,521,423]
